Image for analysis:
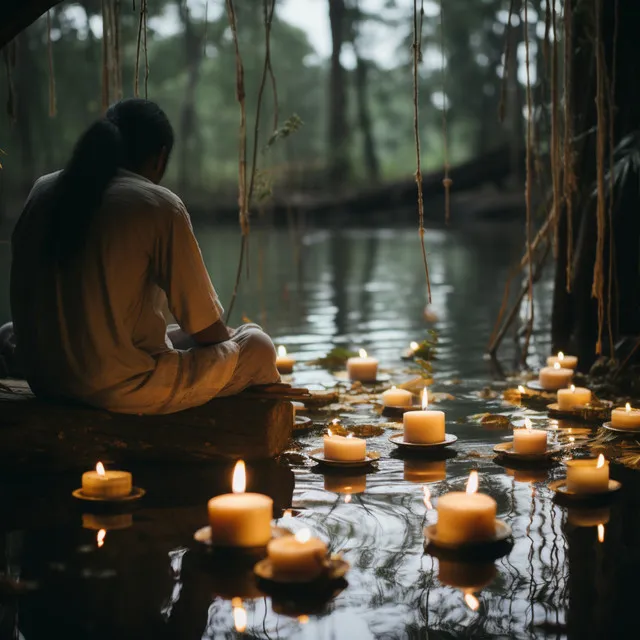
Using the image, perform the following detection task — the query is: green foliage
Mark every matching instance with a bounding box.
[311,347,359,371]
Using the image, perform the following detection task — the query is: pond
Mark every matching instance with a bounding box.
[0,221,639,639]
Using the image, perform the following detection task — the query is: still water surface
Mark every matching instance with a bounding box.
[1,223,638,639]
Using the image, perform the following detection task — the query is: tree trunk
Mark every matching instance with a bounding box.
[354,54,380,180]
[327,0,350,187]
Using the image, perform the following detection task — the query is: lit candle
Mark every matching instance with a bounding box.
[410,341,419,353]
[82,462,132,499]
[403,459,447,483]
[276,345,295,374]
[566,454,610,494]
[382,386,413,407]
[435,471,497,544]
[324,474,367,494]
[266,528,328,579]
[557,384,592,410]
[611,402,640,429]
[233,598,247,633]
[323,429,366,461]
[207,461,273,547]
[403,388,445,444]
[546,351,578,369]
[513,418,547,454]
[347,349,379,382]
[438,559,496,591]
[539,362,574,390]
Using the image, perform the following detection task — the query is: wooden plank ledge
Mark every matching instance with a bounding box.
[0,380,295,471]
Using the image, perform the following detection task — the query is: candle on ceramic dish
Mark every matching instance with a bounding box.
[513,418,547,454]
[382,386,413,407]
[207,461,273,547]
[266,528,328,579]
[435,471,497,544]
[557,385,592,410]
[611,403,640,429]
[323,429,366,462]
[539,362,574,390]
[566,454,610,494]
[276,346,295,374]
[347,349,378,382]
[82,462,132,499]
[403,388,445,444]
[546,351,578,369]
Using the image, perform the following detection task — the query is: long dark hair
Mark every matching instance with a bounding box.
[48,99,174,265]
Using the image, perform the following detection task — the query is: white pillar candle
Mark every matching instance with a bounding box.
[382,386,413,407]
[566,455,610,494]
[539,363,574,390]
[403,387,445,444]
[275,346,295,374]
[266,529,328,579]
[557,385,591,409]
[347,349,378,382]
[207,461,273,547]
[82,462,132,498]
[547,351,578,369]
[513,419,547,454]
[436,471,497,544]
[323,431,366,461]
[611,403,640,429]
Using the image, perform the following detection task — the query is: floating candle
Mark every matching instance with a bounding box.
[207,461,273,547]
[566,454,610,494]
[566,506,610,527]
[324,473,367,494]
[233,598,247,633]
[611,402,640,429]
[266,528,328,579]
[547,351,578,369]
[276,346,295,374]
[404,459,447,483]
[82,513,133,531]
[438,559,496,591]
[557,385,592,410]
[435,471,497,544]
[513,418,547,454]
[82,462,132,499]
[323,429,366,462]
[347,349,379,382]
[382,386,413,407]
[403,388,445,444]
[539,362,574,390]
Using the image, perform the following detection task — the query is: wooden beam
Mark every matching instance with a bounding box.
[0,0,63,50]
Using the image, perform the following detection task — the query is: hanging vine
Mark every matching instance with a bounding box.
[412,0,432,302]
[550,0,560,257]
[439,0,451,224]
[563,0,575,291]
[46,10,56,117]
[498,0,515,124]
[134,0,148,98]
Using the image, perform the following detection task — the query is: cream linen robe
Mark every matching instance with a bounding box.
[10,170,239,414]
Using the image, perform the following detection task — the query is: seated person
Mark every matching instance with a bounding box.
[1,98,279,414]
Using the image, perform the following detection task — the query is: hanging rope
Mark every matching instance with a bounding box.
[134,0,147,97]
[412,0,432,302]
[101,0,110,112]
[498,0,515,123]
[439,0,451,224]
[46,10,56,117]
[522,1,534,334]
[113,0,122,101]
[550,0,560,257]
[563,0,575,292]
[593,0,607,355]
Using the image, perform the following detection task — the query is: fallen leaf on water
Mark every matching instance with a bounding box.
[467,413,512,429]
[399,377,433,393]
[348,425,386,438]
[305,391,341,407]
[476,387,499,399]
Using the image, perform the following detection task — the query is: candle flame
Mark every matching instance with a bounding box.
[553,362,561,370]
[517,385,525,393]
[391,385,396,390]
[283,509,293,519]
[626,402,631,413]
[596,454,605,469]
[569,436,575,443]
[597,524,605,543]
[346,433,353,439]
[464,592,480,611]
[232,460,246,494]
[558,351,564,361]
[345,494,352,503]
[359,349,367,358]
[97,529,106,548]
[298,615,310,624]
[295,528,311,543]
[277,345,287,357]
[327,428,334,437]
[524,417,532,432]
[423,486,433,510]
[96,461,105,477]
[570,384,576,392]
[421,387,429,410]
[466,470,479,495]
[410,341,419,351]
[232,598,247,633]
